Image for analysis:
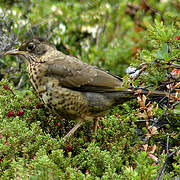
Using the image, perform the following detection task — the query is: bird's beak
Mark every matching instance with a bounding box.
[5,50,26,56]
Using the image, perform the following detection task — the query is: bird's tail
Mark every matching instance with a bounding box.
[104,88,170,105]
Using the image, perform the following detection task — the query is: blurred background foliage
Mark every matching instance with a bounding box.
[1,0,179,88]
[0,0,179,179]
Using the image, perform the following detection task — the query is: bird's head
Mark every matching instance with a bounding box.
[5,38,56,63]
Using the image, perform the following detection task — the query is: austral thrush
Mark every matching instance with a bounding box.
[5,38,167,139]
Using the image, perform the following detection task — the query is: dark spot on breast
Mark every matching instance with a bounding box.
[47,104,51,108]
[31,75,35,82]
[38,79,42,84]
[66,107,70,110]
[61,99,65,104]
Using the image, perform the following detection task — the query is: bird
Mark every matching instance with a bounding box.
[5,37,167,139]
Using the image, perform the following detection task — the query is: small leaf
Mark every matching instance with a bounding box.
[162,43,171,61]
[162,43,168,54]
[153,51,163,59]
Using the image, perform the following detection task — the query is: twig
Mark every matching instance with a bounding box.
[133,65,147,80]
[171,63,180,68]
[155,148,179,180]
[166,134,169,154]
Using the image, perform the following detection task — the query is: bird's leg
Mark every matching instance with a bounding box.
[63,119,83,140]
[93,117,98,135]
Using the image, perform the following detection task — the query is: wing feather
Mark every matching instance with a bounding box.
[46,55,123,92]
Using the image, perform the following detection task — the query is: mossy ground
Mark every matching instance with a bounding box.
[0,78,179,179]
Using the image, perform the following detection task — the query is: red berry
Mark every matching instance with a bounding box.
[20,111,24,116]
[31,153,36,159]
[66,144,72,151]
[21,105,25,109]
[4,140,8,145]
[56,122,60,127]
[35,104,40,109]
[3,85,8,90]
[85,169,90,174]
[29,117,33,121]
[65,144,72,153]
[8,112,14,117]
[16,111,24,116]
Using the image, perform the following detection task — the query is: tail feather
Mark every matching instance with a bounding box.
[104,88,169,105]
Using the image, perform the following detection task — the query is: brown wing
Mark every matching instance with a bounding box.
[46,55,123,92]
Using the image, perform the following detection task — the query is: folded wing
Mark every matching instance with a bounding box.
[46,55,124,92]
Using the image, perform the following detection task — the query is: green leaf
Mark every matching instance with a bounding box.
[153,51,163,59]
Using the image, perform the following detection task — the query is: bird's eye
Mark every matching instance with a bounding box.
[27,43,35,51]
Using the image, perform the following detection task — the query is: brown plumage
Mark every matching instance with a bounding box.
[5,38,167,139]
